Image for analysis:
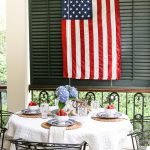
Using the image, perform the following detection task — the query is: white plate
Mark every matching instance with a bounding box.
[96,112,122,119]
[21,109,41,115]
[48,118,75,127]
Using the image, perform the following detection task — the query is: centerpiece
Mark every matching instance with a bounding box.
[55,85,78,123]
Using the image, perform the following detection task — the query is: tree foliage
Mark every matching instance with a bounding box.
[0,26,7,84]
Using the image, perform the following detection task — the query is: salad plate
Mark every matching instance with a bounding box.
[21,109,41,115]
[96,112,122,119]
[47,118,75,127]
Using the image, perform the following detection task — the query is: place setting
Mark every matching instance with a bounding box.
[41,109,82,130]
[17,101,42,118]
[92,104,128,122]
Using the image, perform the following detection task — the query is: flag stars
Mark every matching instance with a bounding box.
[62,0,92,19]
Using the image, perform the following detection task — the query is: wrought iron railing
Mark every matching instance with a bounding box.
[29,88,150,131]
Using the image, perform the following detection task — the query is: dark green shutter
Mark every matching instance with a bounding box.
[29,0,150,88]
[120,0,133,80]
[29,0,69,85]
[133,0,150,80]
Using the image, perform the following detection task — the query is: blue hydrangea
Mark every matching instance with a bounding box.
[69,87,78,98]
[55,86,66,96]
[57,87,69,103]
[56,85,78,104]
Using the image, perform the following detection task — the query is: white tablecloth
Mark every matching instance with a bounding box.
[5,109,133,150]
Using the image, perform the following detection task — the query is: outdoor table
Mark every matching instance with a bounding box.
[5,108,133,150]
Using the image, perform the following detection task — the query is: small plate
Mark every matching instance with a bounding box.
[96,112,122,119]
[48,118,75,127]
[21,109,41,115]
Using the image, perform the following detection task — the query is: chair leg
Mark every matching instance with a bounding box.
[83,142,87,150]
[1,132,5,150]
[1,129,7,150]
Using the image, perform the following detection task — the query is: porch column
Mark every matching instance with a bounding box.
[6,0,29,112]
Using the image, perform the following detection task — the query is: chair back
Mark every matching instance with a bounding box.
[11,139,86,150]
[108,92,120,111]
[131,93,150,132]
[38,90,49,106]
[131,130,150,150]
[0,91,13,150]
[85,92,95,105]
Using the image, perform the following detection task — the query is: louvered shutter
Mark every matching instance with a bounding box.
[29,0,69,85]
[29,0,150,88]
[133,0,150,80]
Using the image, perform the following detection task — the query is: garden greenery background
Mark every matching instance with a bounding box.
[0,0,7,85]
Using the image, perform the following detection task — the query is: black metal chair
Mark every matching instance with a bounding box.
[128,93,150,150]
[130,130,150,150]
[38,90,49,106]
[0,110,13,150]
[0,91,13,150]
[85,92,95,106]
[10,138,87,150]
[108,92,120,111]
[0,127,7,150]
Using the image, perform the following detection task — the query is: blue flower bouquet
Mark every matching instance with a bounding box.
[55,85,78,109]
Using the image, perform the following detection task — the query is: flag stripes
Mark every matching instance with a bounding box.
[62,0,121,80]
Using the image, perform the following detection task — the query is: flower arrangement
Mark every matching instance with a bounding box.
[55,85,78,110]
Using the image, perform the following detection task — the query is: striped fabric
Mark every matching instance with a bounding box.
[62,0,121,80]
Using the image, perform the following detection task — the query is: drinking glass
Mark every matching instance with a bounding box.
[77,106,88,123]
[40,103,49,119]
[78,106,87,116]
[91,100,100,110]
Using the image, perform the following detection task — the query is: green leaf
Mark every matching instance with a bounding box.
[58,101,65,109]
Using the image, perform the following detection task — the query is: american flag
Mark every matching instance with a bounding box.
[62,0,121,80]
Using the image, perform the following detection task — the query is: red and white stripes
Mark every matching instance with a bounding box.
[62,0,121,80]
